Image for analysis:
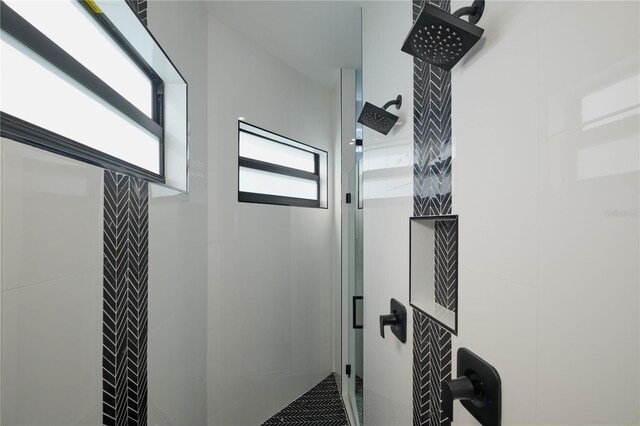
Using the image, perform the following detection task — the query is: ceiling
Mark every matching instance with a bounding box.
[205,1,362,89]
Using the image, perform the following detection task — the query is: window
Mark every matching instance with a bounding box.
[0,0,188,191]
[238,121,328,208]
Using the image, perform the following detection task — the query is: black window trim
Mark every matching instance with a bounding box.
[239,157,319,182]
[238,121,328,209]
[1,112,163,181]
[0,0,165,183]
[238,192,321,209]
[80,0,165,128]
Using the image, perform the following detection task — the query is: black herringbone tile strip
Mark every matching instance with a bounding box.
[413,310,453,426]
[262,374,348,426]
[413,0,453,217]
[131,177,149,426]
[434,219,458,311]
[413,309,431,426]
[102,4,149,425]
[438,324,452,422]
[412,1,455,425]
[103,172,124,425]
[103,171,149,426]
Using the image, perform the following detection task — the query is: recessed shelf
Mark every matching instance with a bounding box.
[409,215,459,335]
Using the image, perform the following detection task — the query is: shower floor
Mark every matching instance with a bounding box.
[261,373,348,426]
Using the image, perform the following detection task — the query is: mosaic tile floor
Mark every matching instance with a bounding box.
[262,373,348,426]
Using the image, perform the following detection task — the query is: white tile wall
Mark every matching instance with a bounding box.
[361,2,415,425]
[455,270,537,424]
[1,142,102,291]
[536,2,639,423]
[452,1,640,424]
[361,0,638,424]
[451,0,539,290]
[206,14,337,426]
[0,138,102,425]
[146,2,209,424]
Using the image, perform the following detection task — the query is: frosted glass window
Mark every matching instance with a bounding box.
[4,0,153,117]
[1,34,160,173]
[239,167,318,200]
[237,121,327,207]
[240,131,316,172]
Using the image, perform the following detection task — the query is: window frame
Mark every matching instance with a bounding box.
[0,0,166,183]
[237,121,328,209]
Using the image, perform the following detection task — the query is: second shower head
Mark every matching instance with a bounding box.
[357,95,402,135]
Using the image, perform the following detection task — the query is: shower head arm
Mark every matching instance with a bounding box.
[453,0,485,24]
[453,6,476,18]
[382,95,403,111]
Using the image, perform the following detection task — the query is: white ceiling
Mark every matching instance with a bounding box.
[205,1,362,88]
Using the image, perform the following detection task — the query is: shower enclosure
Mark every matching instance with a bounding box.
[341,67,365,426]
[344,167,359,424]
[346,158,364,425]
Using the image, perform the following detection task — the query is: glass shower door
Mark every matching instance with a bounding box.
[347,165,364,426]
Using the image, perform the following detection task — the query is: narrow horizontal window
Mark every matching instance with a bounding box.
[1,34,160,173]
[239,167,318,200]
[0,0,189,190]
[239,131,316,173]
[4,0,153,116]
[238,121,328,208]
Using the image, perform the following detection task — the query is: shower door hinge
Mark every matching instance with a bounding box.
[346,193,352,204]
[346,364,352,377]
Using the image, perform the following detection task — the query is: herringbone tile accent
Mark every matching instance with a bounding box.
[413,0,453,218]
[430,318,452,426]
[262,374,348,426]
[434,219,458,311]
[412,1,455,425]
[102,3,148,425]
[103,171,149,426]
[413,310,452,426]
[413,309,431,425]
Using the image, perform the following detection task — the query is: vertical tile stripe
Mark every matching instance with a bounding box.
[413,0,453,218]
[103,171,149,426]
[412,1,455,425]
[103,4,149,425]
[434,219,457,311]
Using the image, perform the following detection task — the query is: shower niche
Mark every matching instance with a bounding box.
[410,215,459,334]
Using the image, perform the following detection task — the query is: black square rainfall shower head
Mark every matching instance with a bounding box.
[357,95,402,136]
[401,1,485,71]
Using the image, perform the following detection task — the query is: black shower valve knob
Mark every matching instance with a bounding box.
[379,313,399,338]
[378,298,407,343]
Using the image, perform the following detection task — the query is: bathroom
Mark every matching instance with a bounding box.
[0,1,638,425]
